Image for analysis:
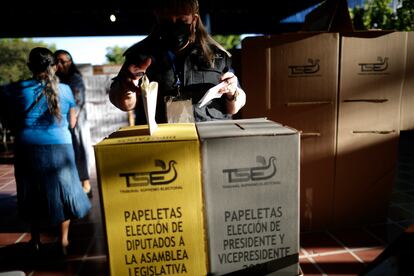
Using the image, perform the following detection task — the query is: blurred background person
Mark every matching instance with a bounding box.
[0,47,91,254]
[54,49,92,197]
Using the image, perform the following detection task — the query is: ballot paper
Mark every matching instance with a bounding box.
[139,75,158,135]
[197,81,226,108]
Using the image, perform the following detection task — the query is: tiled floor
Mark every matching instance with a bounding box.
[1,132,414,275]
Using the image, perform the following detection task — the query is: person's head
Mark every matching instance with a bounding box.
[54,49,80,77]
[27,47,56,78]
[153,0,200,52]
[152,0,229,65]
[28,47,62,121]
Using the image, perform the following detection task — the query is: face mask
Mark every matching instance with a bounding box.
[159,21,192,51]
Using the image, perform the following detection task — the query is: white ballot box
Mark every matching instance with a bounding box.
[196,118,300,276]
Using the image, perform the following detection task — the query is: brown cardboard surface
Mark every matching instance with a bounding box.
[334,140,397,226]
[242,33,339,231]
[271,33,339,231]
[242,30,409,231]
[401,32,414,131]
[241,35,270,119]
[242,32,338,118]
[334,31,407,227]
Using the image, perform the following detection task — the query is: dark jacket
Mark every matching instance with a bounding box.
[123,36,233,124]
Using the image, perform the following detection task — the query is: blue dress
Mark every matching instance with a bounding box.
[60,72,91,182]
[1,79,91,226]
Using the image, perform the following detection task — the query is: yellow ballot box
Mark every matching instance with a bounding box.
[94,123,207,276]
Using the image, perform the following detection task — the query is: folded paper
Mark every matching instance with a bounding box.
[197,81,226,108]
[140,75,158,135]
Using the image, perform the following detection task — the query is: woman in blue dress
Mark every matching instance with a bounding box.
[1,47,91,254]
[54,49,93,197]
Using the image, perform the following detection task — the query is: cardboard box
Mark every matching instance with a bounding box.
[242,33,339,231]
[242,31,409,230]
[94,124,207,276]
[334,31,406,227]
[196,118,300,275]
[401,32,414,131]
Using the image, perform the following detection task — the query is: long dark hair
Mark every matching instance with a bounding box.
[54,49,82,78]
[27,47,61,121]
[152,0,230,67]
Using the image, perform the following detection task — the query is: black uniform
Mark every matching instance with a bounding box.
[122,36,233,124]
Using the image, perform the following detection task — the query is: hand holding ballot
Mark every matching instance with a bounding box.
[198,81,227,108]
[108,57,152,112]
[198,71,245,111]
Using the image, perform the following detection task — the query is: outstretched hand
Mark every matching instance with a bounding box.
[119,57,152,93]
[127,57,152,79]
[109,57,153,111]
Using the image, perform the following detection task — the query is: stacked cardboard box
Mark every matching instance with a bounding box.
[335,32,405,227]
[401,32,414,131]
[94,119,300,275]
[242,31,409,231]
[242,32,339,231]
[196,119,300,275]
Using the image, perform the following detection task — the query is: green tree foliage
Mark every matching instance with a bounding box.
[0,38,54,85]
[105,45,128,64]
[350,0,413,31]
[395,0,414,30]
[212,35,241,50]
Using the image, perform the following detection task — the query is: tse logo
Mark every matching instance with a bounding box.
[119,159,177,187]
[222,156,277,183]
